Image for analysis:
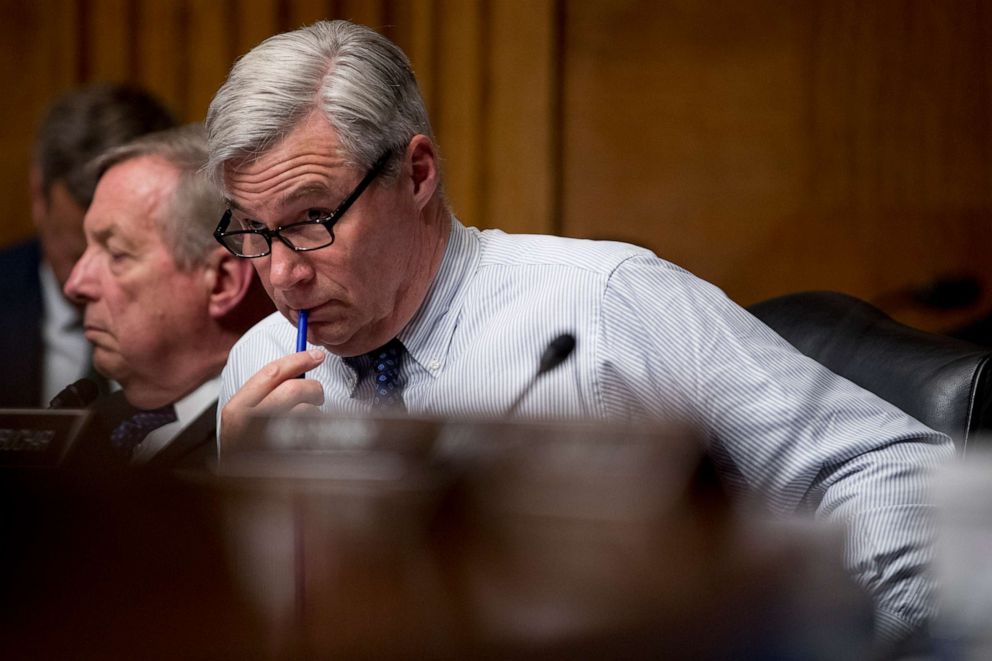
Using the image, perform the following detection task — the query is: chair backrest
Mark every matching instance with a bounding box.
[748,291,992,453]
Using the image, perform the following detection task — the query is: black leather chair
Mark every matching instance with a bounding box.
[748,291,992,453]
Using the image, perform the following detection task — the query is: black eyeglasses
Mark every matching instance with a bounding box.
[214,151,391,258]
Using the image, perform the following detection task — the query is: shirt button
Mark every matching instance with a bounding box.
[428,360,441,371]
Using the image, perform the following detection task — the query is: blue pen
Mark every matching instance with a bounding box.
[296,309,309,378]
[296,309,309,352]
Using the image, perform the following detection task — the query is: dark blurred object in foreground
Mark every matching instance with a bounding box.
[1,415,873,659]
[213,415,871,659]
[933,449,992,658]
[0,471,263,660]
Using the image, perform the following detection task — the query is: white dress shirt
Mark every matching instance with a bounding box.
[220,218,954,640]
[39,262,90,404]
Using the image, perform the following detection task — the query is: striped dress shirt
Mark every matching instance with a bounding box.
[220,217,953,640]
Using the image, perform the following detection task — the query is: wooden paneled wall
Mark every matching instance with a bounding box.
[0,0,557,239]
[2,0,990,330]
[561,0,992,330]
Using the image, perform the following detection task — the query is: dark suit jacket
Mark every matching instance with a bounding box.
[0,238,44,407]
[64,390,217,472]
[146,400,218,471]
[0,237,107,408]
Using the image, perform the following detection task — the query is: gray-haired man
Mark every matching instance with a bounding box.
[206,20,951,642]
[64,124,271,468]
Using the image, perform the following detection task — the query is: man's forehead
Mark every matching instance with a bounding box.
[224,148,350,185]
[95,156,178,207]
[225,180,336,213]
[224,110,351,177]
[87,160,175,237]
[222,151,355,219]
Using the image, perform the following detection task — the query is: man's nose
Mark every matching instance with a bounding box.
[63,249,98,304]
[267,240,313,290]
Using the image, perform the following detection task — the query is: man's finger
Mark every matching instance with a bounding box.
[220,374,325,450]
[229,349,325,408]
[289,402,323,416]
[253,377,325,414]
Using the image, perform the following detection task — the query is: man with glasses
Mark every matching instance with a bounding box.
[63,124,271,469]
[207,20,950,645]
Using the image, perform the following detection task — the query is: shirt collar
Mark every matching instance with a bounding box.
[39,260,80,332]
[397,217,479,376]
[131,376,220,464]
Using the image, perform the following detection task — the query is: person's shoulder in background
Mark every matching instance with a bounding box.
[0,237,43,296]
[0,237,44,407]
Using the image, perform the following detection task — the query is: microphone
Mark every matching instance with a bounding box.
[506,333,577,416]
[49,378,99,409]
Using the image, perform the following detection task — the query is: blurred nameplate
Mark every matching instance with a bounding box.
[218,413,446,482]
[0,408,90,467]
[217,415,721,656]
[440,418,706,518]
[210,414,870,658]
[218,413,704,491]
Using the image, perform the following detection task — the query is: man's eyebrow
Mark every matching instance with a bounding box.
[90,223,115,243]
[223,182,337,218]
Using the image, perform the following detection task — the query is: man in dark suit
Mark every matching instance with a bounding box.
[62,124,272,470]
[0,84,176,408]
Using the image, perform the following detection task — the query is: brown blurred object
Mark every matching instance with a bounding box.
[0,470,265,660]
[0,414,872,659]
[212,415,872,659]
[215,417,457,658]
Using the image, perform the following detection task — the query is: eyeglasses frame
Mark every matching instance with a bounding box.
[214,150,392,258]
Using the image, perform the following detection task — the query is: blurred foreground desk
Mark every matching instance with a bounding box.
[1,416,872,659]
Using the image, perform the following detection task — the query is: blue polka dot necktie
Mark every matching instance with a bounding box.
[110,404,177,458]
[366,339,407,411]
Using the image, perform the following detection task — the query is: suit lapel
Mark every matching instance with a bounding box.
[146,401,218,470]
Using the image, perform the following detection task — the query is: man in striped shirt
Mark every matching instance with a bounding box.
[205,20,952,644]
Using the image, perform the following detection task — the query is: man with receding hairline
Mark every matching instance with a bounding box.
[63,124,271,469]
[206,19,951,643]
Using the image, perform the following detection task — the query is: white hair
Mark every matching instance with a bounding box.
[205,20,435,190]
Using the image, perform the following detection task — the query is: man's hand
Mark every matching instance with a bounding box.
[220,349,326,450]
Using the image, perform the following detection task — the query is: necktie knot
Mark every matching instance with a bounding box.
[347,338,407,410]
[111,404,177,457]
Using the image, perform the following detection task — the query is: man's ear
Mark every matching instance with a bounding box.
[405,134,439,212]
[204,247,254,319]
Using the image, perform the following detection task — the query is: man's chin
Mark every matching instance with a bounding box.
[308,324,366,356]
[92,353,127,385]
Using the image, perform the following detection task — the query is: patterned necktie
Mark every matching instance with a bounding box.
[110,404,177,458]
[363,339,407,411]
